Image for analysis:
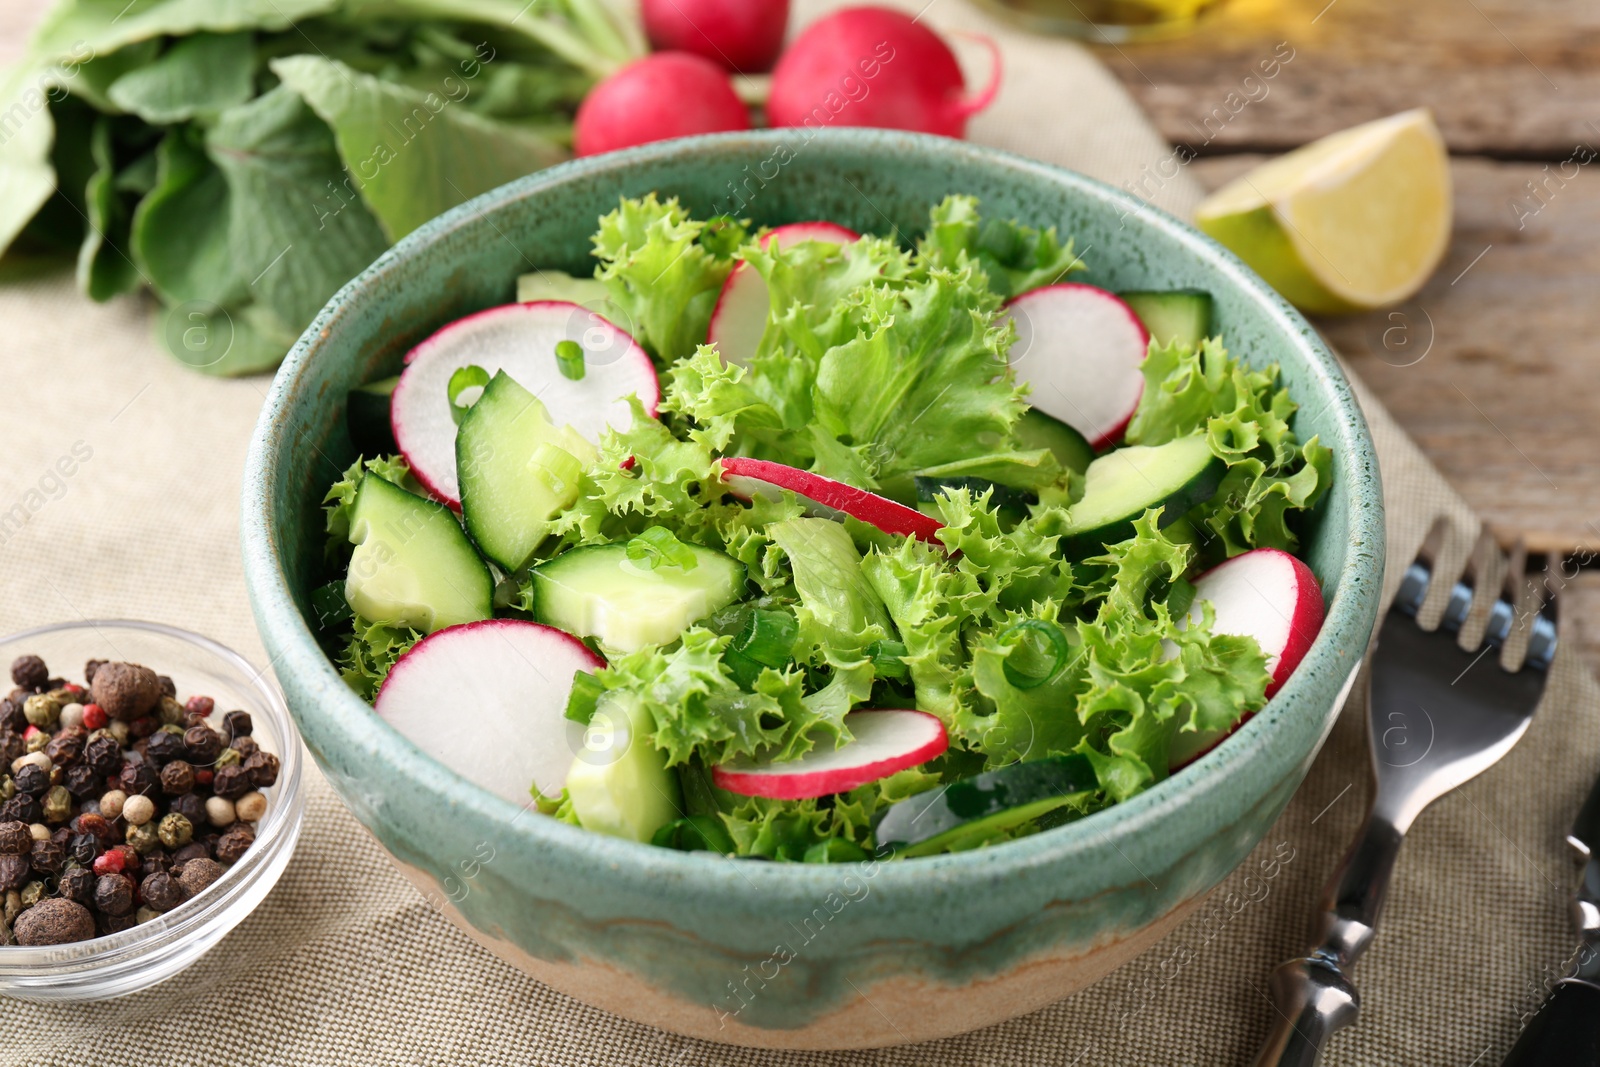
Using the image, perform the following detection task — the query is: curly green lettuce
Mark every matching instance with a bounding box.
[321,453,412,561]
[336,615,420,701]
[916,194,1086,299]
[1126,337,1333,557]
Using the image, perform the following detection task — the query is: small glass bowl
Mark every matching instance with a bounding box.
[0,620,305,1001]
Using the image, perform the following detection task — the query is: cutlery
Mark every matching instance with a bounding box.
[1500,746,1600,1063]
[1253,520,1558,1066]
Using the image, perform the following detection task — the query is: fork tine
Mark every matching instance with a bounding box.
[1482,538,1526,648]
[1441,527,1495,633]
[1522,556,1559,672]
[1394,516,1453,618]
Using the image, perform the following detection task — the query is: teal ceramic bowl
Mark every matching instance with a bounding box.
[241,130,1383,1049]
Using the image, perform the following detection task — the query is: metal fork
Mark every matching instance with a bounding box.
[1253,519,1559,1066]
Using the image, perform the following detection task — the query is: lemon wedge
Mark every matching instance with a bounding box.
[1195,109,1452,314]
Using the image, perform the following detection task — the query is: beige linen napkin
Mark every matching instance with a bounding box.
[2,4,1594,1064]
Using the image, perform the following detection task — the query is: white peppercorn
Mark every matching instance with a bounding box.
[234,792,267,823]
[122,794,156,827]
[58,703,85,731]
[99,790,126,821]
[204,796,235,828]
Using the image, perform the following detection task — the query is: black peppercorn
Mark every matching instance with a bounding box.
[170,842,209,866]
[214,824,256,864]
[0,853,30,890]
[159,759,195,795]
[229,736,259,760]
[0,794,41,825]
[145,730,185,766]
[174,858,223,898]
[140,871,184,912]
[222,710,252,739]
[83,735,120,776]
[211,764,252,800]
[128,716,158,741]
[83,659,105,685]
[67,834,99,867]
[169,793,206,828]
[157,675,176,699]
[242,751,280,788]
[0,728,23,765]
[98,911,136,936]
[0,698,22,733]
[57,867,95,905]
[29,837,65,876]
[182,726,223,765]
[63,763,99,798]
[13,762,49,796]
[115,759,156,796]
[141,848,172,877]
[94,873,134,916]
[11,655,48,691]
[45,731,83,767]
[0,821,30,854]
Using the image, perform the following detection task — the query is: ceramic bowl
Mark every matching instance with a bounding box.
[241,130,1383,1049]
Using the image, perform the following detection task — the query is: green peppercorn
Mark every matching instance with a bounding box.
[214,747,241,769]
[157,813,193,850]
[41,786,72,824]
[19,880,44,907]
[158,698,185,726]
[21,694,59,729]
[124,821,159,854]
[2,888,20,925]
[1,777,14,801]
[24,731,48,754]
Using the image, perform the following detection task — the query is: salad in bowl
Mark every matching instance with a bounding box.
[314,193,1331,862]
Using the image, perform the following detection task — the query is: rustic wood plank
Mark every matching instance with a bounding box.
[1192,154,1600,555]
[1090,0,1600,158]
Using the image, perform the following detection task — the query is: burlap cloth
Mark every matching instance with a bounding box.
[2,3,1595,1063]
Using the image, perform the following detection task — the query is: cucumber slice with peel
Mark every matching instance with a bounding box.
[872,755,1099,858]
[1120,290,1214,349]
[1013,408,1094,475]
[566,691,682,843]
[457,370,598,572]
[531,541,747,653]
[344,473,493,633]
[1056,434,1224,556]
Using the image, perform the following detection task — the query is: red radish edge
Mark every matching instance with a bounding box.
[720,457,944,543]
[707,222,862,364]
[573,52,751,158]
[375,620,606,802]
[1169,549,1326,770]
[712,709,949,800]
[948,32,1003,120]
[390,301,658,508]
[1005,283,1149,451]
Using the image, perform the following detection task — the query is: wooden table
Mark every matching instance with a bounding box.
[1089,0,1600,559]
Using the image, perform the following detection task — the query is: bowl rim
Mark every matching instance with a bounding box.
[243,129,1383,902]
[0,619,305,974]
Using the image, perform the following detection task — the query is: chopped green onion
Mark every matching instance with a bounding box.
[555,339,586,380]
[721,647,767,691]
[803,838,870,863]
[652,815,736,854]
[998,619,1071,690]
[446,364,491,425]
[865,639,909,680]
[625,526,699,571]
[564,670,606,725]
[731,608,797,668]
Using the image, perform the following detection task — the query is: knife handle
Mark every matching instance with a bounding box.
[1501,980,1600,1067]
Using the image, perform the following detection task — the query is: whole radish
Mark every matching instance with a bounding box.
[642,0,790,74]
[574,52,751,157]
[766,6,1000,139]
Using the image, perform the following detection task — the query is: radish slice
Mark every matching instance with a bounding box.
[374,619,605,803]
[712,709,948,799]
[391,301,659,506]
[1169,548,1326,770]
[719,457,944,543]
[1005,283,1149,451]
[707,222,861,366]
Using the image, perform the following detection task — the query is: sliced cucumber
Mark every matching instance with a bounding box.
[566,692,681,843]
[531,541,747,653]
[457,371,599,572]
[872,755,1098,858]
[1014,409,1094,474]
[1119,289,1214,349]
[344,473,493,633]
[347,375,399,455]
[516,268,610,308]
[1056,434,1223,556]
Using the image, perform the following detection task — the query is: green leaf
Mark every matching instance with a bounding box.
[591,194,737,364]
[131,125,244,306]
[107,33,256,123]
[76,116,141,301]
[767,518,893,658]
[336,613,421,701]
[26,0,339,63]
[270,54,565,242]
[206,84,389,340]
[917,194,1085,299]
[322,453,411,561]
[0,68,63,261]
